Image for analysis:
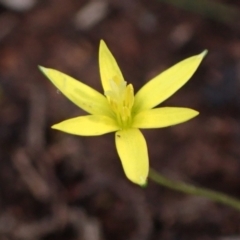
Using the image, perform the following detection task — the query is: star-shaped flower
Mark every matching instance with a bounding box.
[39,40,206,185]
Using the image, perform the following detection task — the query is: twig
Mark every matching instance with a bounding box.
[26,83,46,155]
[12,148,52,202]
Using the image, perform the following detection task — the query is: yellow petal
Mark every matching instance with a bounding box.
[52,115,119,136]
[132,107,199,129]
[39,66,111,116]
[133,50,207,113]
[99,40,125,92]
[115,129,149,185]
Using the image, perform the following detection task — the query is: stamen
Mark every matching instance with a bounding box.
[104,76,134,128]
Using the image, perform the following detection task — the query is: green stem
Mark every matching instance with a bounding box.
[149,168,240,211]
[158,0,239,25]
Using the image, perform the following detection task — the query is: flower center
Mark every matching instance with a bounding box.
[105,76,134,129]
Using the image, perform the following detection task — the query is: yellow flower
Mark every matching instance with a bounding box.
[39,40,207,186]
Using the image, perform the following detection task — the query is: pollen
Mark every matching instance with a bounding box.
[105,76,134,128]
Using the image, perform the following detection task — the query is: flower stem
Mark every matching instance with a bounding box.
[149,168,240,211]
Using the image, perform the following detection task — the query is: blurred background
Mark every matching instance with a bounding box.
[0,0,240,239]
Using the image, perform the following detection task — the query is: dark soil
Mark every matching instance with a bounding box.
[0,0,240,239]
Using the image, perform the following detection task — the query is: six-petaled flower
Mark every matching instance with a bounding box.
[39,40,207,185]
